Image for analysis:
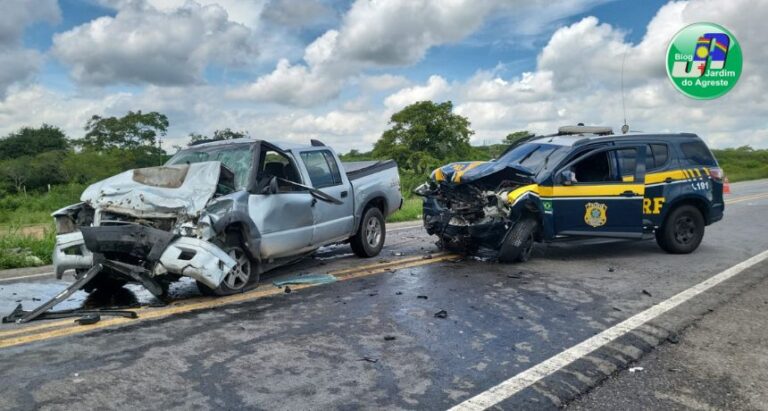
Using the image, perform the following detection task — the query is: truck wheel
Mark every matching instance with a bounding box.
[351,207,386,258]
[498,218,538,263]
[197,244,257,296]
[656,205,705,254]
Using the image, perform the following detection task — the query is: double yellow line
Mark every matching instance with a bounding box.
[0,252,457,349]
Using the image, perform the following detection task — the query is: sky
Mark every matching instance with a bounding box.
[0,0,765,152]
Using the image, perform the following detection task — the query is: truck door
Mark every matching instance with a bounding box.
[551,146,646,237]
[249,146,316,259]
[298,149,355,244]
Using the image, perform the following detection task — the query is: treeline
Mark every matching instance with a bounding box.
[0,111,250,195]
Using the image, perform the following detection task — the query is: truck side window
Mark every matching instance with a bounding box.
[300,150,343,188]
[259,149,304,192]
[680,141,717,166]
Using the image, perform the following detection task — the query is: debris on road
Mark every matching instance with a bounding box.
[384,335,396,341]
[422,253,433,260]
[629,367,644,373]
[75,314,101,325]
[667,332,680,344]
[284,286,292,294]
[417,295,428,300]
[608,267,615,272]
[358,357,379,363]
[642,289,653,297]
[272,274,337,287]
[434,310,448,319]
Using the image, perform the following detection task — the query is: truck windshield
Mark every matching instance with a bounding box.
[167,144,253,189]
[498,143,567,177]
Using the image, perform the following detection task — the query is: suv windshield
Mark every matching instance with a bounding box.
[498,143,568,177]
[167,144,253,190]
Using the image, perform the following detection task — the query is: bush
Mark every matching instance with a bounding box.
[0,225,55,269]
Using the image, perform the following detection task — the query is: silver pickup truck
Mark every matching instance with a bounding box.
[51,139,402,297]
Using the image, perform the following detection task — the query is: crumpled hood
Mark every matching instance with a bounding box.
[81,161,224,219]
[431,160,533,184]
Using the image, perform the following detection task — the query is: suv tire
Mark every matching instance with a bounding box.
[656,205,705,254]
[499,218,538,263]
[351,207,386,258]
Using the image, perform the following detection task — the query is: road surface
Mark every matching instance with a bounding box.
[0,179,767,410]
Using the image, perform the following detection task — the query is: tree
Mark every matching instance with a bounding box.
[188,128,249,145]
[504,130,533,145]
[80,111,169,151]
[372,101,473,171]
[0,124,69,160]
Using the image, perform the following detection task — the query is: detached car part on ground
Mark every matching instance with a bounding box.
[47,139,402,305]
[416,126,725,262]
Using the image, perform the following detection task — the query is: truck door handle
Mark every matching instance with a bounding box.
[340,190,348,198]
[621,190,637,197]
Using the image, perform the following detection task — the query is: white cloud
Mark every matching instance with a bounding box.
[384,75,450,110]
[445,0,768,149]
[0,0,60,97]
[360,74,410,91]
[261,0,335,28]
[52,1,256,86]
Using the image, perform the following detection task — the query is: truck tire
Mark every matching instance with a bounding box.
[350,207,386,258]
[498,218,537,263]
[656,205,705,254]
[197,244,257,296]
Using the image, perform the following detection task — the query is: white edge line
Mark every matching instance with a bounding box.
[0,272,55,283]
[449,248,768,411]
[389,224,422,232]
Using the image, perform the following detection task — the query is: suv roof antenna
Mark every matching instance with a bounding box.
[620,48,629,134]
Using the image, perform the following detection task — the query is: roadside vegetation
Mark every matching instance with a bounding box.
[0,102,766,268]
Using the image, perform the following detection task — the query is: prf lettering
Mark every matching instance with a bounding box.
[643,197,665,214]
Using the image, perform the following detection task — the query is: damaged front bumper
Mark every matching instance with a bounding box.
[53,224,236,289]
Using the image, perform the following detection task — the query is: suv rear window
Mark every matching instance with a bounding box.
[680,141,717,166]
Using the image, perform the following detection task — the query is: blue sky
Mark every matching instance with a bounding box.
[0,0,765,151]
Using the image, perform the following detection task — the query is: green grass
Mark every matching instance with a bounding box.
[387,197,422,223]
[0,225,55,269]
[0,183,85,225]
[714,148,768,182]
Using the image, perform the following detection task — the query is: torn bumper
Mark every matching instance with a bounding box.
[55,224,236,289]
[153,237,236,289]
[52,231,94,279]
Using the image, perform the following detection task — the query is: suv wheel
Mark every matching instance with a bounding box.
[351,207,386,258]
[656,205,705,254]
[498,218,538,263]
[197,244,257,296]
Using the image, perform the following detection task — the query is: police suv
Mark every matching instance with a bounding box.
[416,126,725,262]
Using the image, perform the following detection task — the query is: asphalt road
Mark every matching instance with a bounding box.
[0,179,767,410]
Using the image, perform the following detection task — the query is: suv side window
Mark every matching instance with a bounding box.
[300,150,343,188]
[570,148,637,184]
[649,144,669,170]
[680,141,717,166]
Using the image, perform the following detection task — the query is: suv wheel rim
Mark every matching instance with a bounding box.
[224,248,250,289]
[673,215,696,244]
[366,217,382,248]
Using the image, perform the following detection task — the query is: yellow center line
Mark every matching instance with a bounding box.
[0,253,458,349]
[726,192,768,204]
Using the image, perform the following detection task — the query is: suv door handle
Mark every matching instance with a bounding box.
[340,190,348,198]
[311,198,317,207]
[665,177,673,183]
[621,190,637,197]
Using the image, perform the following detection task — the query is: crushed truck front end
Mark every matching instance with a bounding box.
[51,161,240,295]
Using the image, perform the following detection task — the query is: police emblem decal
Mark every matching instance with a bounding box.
[584,202,607,227]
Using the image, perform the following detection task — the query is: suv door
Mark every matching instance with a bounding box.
[248,145,316,259]
[551,145,646,237]
[298,149,354,244]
